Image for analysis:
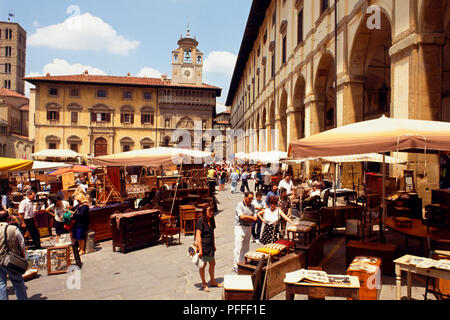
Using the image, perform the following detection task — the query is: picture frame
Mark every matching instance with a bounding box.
[404,170,415,192]
[47,245,71,275]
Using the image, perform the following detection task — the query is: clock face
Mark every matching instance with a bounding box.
[182,67,194,80]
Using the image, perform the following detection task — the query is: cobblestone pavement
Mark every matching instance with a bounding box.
[6,181,433,300]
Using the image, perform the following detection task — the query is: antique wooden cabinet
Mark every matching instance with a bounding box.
[111,209,160,253]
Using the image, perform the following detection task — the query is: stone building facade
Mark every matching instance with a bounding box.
[26,33,221,157]
[0,21,26,95]
[0,88,32,159]
[227,0,450,204]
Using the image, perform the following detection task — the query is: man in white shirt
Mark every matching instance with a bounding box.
[18,190,41,250]
[233,192,258,273]
[278,174,295,196]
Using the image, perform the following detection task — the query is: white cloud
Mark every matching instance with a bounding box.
[137,67,163,78]
[25,59,106,97]
[216,102,227,114]
[28,12,140,56]
[203,51,237,75]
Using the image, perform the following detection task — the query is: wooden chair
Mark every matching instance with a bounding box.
[159,213,181,247]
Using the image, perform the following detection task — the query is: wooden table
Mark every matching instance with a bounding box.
[386,217,450,256]
[394,254,450,300]
[285,276,360,300]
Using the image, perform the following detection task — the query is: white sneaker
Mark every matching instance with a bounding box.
[251,238,256,243]
[255,239,261,244]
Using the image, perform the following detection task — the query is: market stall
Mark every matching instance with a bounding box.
[288,115,450,246]
[89,147,215,247]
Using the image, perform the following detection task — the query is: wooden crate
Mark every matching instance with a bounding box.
[347,256,382,300]
[237,252,305,300]
[346,240,397,275]
[295,234,324,268]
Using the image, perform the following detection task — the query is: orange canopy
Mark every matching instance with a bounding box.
[289,116,450,160]
[48,165,94,176]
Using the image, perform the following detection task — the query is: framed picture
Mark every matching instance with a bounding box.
[404,170,415,192]
[47,245,71,275]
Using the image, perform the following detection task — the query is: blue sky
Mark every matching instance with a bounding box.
[1,0,252,111]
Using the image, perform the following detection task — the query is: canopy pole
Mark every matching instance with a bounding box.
[170,160,183,215]
[380,153,386,243]
[333,163,337,207]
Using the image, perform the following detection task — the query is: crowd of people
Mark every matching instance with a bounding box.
[0,175,92,300]
[196,162,327,288]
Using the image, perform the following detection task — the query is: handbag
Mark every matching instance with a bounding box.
[63,210,75,232]
[0,225,28,275]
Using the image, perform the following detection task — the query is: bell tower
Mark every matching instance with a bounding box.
[171,26,203,85]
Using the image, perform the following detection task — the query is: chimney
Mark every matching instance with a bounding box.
[127,72,131,77]
[161,74,168,81]
[46,73,50,77]
[84,70,89,76]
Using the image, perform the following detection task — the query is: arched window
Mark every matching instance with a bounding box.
[120,137,135,152]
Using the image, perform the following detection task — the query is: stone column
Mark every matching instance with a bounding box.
[265,121,273,152]
[339,77,365,126]
[287,108,301,145]
[304,95,324,136]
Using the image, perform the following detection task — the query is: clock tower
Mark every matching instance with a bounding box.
[171,27,203,85]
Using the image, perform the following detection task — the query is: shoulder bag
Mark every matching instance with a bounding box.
[0,225,28,275]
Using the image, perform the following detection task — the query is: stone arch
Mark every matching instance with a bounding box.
[314,52,336,132]
[67,135,82,153]
[419,0,449,33]
[293,75,306,140]
[140,138,155,149]
[176,116,195,129]
[348,11,392,122]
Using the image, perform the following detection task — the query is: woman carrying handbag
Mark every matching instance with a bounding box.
[195,204,223,292]
[71,193,90,255]
[258,196,298,245]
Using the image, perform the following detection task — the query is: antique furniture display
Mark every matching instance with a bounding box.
[294,234,324,268]
[47,245,71,275]
[237,252,305,300]
[425,250,450,300]
[89,202,131,242]
[346,256,382,300]
[35,210,52,238]
[159,213,181,247]
[285,275,360,300]
[425,190,450,230]
[365,173,397,195]
[179,205,196,236]
[346,240,397,276]
[385,217,450,256]
[321,205,364,232]
[394,254,450,300]
[111,209,161,253]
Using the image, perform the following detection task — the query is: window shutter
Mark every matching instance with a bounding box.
[47,111,50,120]
[91,112,96,122]
[106,113,111,123]
[141,114,145,125]
[131,114,134,124]
[56,112,60,121]
[120,113,124,124]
